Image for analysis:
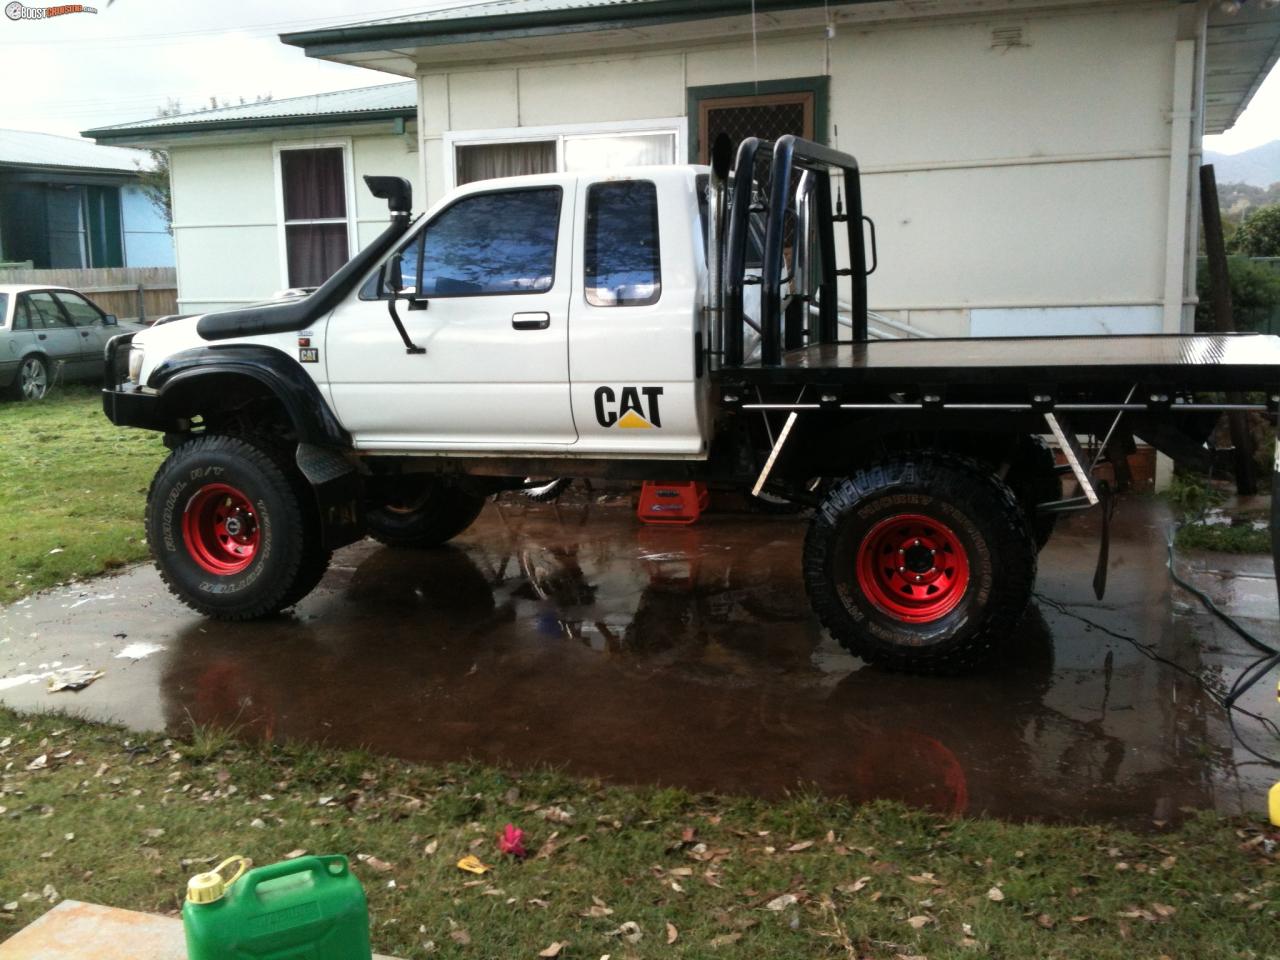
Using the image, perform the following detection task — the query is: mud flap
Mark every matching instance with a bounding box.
[1092,483,1115,601]
[296,443,362,550]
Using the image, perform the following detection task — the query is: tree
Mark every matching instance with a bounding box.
[1228,203,1280,257]
[135,94,272,235]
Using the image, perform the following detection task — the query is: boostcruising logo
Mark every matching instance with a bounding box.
[6,2,97,19]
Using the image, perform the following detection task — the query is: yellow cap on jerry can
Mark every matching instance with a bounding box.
[186,856,251,905]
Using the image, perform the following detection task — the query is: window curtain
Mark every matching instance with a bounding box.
[281,148,346,219]
[286,223,348,289]
[456,141,557,185]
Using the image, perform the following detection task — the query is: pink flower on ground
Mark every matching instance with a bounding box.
[499,823,526,859]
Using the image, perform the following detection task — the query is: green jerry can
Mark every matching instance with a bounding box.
[183,854,373,960]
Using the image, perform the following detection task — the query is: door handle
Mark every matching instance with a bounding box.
[512,312,550,330]
[80,331,90,337]
[37,334,46,341]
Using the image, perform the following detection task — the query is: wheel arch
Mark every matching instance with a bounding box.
[148,345,350,449]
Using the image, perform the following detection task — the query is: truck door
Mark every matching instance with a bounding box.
[324,179,578,449]
[568,174,706,455]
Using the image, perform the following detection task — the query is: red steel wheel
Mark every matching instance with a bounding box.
[182,482,260,576]
[855,513,970,623]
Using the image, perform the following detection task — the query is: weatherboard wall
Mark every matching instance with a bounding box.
[167,125,419,314]
[414,2,1195,335]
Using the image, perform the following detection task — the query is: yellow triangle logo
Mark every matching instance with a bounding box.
[617,410,653,429]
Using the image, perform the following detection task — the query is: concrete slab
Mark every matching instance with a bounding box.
[0,900,399,959]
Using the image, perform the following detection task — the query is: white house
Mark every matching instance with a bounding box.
[279,0,1278,338]
[90,0,1279,336]
[86,83,418,314]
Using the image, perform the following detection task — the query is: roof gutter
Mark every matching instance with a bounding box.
[281,0,852,55]
[83,107,416,145]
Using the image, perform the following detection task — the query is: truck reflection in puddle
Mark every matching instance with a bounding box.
[160,504,1232,827]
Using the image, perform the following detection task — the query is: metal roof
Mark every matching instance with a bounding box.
[0,128,151,174]
[335,0,664,29]
[83,81,416,144]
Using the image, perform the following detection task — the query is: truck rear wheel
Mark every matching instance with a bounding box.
[803,454,1037,674]
[145,434,327,620]
[1004,435,1059,551]
[365,477,486,547]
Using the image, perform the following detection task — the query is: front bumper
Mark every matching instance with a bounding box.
[101,331,170,432]
[101,383,170,431]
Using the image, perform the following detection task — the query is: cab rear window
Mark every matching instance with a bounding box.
[584,180,661,307]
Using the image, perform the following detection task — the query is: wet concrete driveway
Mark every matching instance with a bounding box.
[1,497,1275,827]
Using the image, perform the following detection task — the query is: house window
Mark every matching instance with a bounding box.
[456,141,556,186]
[279,145,350,288]
[403,187,561,297]
[697,91,814,165]
[448,121,682,188]
[585,180,661,307]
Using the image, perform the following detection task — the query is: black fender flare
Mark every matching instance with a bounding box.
[148,343,350,448]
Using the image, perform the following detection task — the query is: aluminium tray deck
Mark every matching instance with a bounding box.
[716,333,1280,392]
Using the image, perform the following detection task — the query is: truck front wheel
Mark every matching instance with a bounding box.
[803,455,1036,674]
[365,477,486,548]
[145,434,327,620]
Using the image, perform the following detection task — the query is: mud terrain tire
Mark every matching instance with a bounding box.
[146,434,325,619]
[365,479,486,547]
[803,454,1037,674]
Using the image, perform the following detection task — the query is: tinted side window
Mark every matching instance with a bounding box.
[584,180,661,307]
[404,187,561,297]
[13,297,30,331]
[27,292,71,328]
[54,292,103,326]
[0,293,7,328]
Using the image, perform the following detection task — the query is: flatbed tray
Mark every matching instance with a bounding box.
[716,333,1280,391]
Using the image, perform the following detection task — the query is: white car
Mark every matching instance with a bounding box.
[0,284,142,400]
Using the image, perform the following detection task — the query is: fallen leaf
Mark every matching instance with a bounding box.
[26,754,47,771]
[249,818,266,829]
[786,840,814,852]
[143,828,165,839]
[357,854,394,873]
[986,887,1005,902]
[606,921,641,943]
[837,876,871,894]
[423,839,439,856]
[449,928,471,946]
[906,915,932,929]
[581,904,614,919]
[284,849,307,859]
[455,855,489,875]
[666,922,678,944]
[765,893,798,911]
[709,932,742,947]
[907,873,940,886]
[541,805,573,824]
[538,942,566,957]
[1159,855,1177,870]
[1151,903,1176,919]
[1036,913,1055,929]
[2,902,16,912]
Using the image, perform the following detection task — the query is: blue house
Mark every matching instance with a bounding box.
[0,128,174,269]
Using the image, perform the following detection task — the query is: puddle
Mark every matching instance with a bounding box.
[0,497,1274,827]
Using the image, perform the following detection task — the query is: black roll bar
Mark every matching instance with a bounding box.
[721,135,869,368]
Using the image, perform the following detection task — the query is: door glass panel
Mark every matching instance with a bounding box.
[53,292,103,326]
[26,292,71,328]
[563,133,675,171]
[404,188,561,297]
[584,180,661,307]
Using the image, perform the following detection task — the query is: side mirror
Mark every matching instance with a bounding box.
[102,314,118,326]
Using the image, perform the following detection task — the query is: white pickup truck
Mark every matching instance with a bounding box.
[104,136,1280,673]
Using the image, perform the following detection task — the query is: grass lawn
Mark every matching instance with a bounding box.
[0,709,1275,960]
[0,387,164,604]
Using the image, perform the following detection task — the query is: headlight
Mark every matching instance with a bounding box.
[127,345,145,384]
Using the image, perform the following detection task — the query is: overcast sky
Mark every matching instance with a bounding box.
[0,0,1275,153]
